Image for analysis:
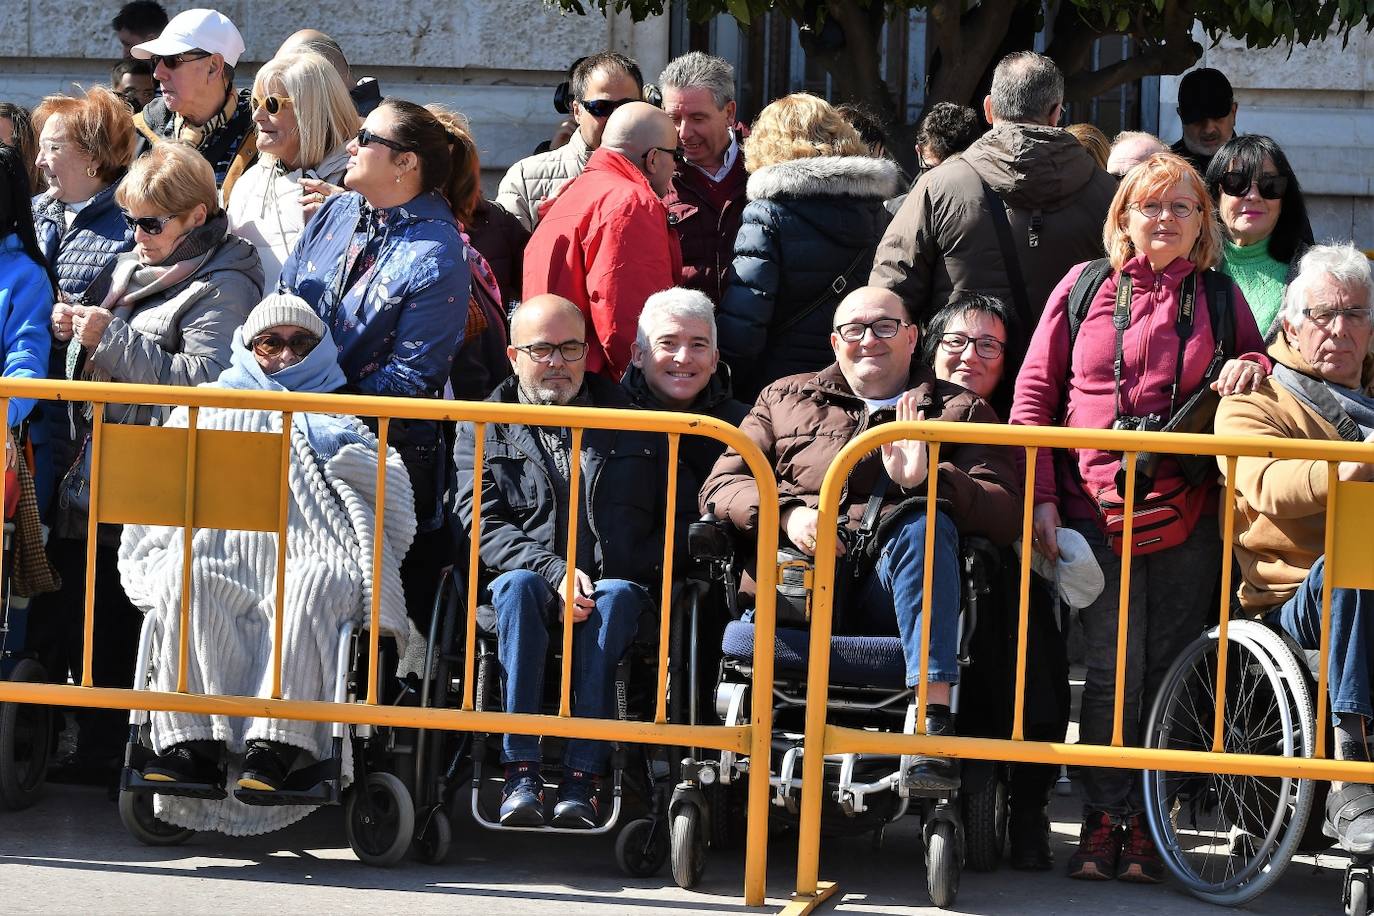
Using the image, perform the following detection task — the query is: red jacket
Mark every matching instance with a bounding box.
[663,151,747,306]
[523,147,682,379]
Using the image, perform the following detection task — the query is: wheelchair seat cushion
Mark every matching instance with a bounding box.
[721,619,907,690]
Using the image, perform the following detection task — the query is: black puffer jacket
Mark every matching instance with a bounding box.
[718,155,899,402]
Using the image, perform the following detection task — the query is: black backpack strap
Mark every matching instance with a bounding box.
[1066,258,1114,352]
[1200,268,1236,363]
[973,164,1034,330]
[772,243,874,338]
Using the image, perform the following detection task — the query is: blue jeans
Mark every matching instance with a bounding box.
[1270,556,1374,722]
[846,510,960,686]
[490,569,647,774]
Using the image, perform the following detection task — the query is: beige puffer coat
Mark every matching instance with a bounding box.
[495,131,593,232]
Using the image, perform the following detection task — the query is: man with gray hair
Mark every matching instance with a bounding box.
[870,51,1116,373]
[1215,242,1374,856]
[1106,130,1167,178]
[660,51,748,305]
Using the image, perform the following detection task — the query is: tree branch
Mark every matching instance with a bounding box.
[926,0,1023,109]
[1061,0,1201,103]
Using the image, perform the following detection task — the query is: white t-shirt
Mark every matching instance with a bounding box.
[861,393,903,414]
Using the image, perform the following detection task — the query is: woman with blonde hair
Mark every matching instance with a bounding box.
[1066,122,1110,171]
[1010,152,1268,883]
[226,50,359,288]
[718,92,899,400]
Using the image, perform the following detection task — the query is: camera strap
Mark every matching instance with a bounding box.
[1112,271,1197,424]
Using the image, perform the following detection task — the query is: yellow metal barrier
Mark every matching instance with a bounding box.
[0,377,780,907]
[787,420,1374,914]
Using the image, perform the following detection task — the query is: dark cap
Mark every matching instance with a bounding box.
[1177,68,1234,124]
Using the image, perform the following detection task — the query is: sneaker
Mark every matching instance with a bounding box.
[552,770,601,829]
[1325,782,1374,855]
[499,763,545,827]
[238,740,294,791]
[905,711,961,793]
[1116,813,1165,883]
[141,741,223,787]
[1067,810,1121,880]
[1008,804,1054,871]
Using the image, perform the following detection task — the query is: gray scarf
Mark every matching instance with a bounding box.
[1273,362,1374,437]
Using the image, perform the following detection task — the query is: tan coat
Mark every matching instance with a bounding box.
[494,132,592,232]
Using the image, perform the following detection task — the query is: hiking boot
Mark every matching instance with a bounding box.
[237,740,295,791]
[1067,810,1121,880]
[1008,804,1054,871]
[141,741,223,787]
[499,763,545,827]
[1116,813,1165,883]
[552,770,601,829]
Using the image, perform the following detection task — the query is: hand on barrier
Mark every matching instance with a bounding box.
[51,301,75,342]
[1032,502,1062,563]
[71,304,114,348]
[879,391,929,490]
[559,567,596,622]
[1211,357,1268,396]
[782,505,846,558]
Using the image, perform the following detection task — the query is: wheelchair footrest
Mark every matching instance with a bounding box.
[121,767,227,801]
[234,757,341,807]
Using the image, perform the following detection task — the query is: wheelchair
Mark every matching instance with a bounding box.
[0,519,52,811]
[1141,614,1374,914]
[673,512,1008,906]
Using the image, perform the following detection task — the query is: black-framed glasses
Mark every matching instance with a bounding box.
[251,94,294,116]
[121,211,178,235]
[939,332,1006,359]
[578,97,638,119]
[1219,170,1289,200]
[643,145,686,168]
[833,318,908,342]
[1129,199,1202,220]
[356,127,413,153]
[514,340,588,363]
[1302,306,1372,327]
[251,332,320,358]
[150,50,212,70]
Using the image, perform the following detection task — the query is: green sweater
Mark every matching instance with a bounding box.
[1223,237,1288,337]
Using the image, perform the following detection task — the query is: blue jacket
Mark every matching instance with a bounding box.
[0,234,53,426]
[280,189,470,399]
[32,183,135,298]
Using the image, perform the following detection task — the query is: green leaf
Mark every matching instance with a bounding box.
[726,0,751,25]
[1116,9,1130,31]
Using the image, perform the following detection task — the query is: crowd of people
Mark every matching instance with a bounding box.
[0,0,1371,888]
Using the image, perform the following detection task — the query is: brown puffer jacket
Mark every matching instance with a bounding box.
[700,362,1023,566]
[870,123,1116,333]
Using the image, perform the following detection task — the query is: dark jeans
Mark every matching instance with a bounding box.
[1270,556,1374,722]
[1071,515,1222,817]
[847,509,961,686]
[491,569,647,775]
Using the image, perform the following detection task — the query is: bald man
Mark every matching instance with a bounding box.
[452,293,668,829]
[276,28,380,115]
[523,102,683,380]
[1106,130,1167,179]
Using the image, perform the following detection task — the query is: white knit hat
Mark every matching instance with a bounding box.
[240,292,327,345]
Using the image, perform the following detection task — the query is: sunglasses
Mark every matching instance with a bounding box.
[251,331,320,358]
[121,212,178,235]
[355,127,413,153]
[150,50,212,70]
[1218,170,1289,200]
[251,94,294,116]
[578,97,639,119]
[643,146,687,169]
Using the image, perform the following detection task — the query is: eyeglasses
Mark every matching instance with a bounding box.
[1129,199,1202,220]
[578,97,639,119]
[514,340,588,363]
[355,127,413,154]
[121,212,178,235]
[1218,170,1289,200]
[251,94,294,116]
[150,50,212,70]
[251,331,321,359]
[939,332,1006,359]
[644,145,686,167]
[1302,307,1373,328]
[833,318,909,342]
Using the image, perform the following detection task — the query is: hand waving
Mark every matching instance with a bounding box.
[880,390,929,489]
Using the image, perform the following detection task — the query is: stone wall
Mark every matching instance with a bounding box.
[1159,28,1374,245]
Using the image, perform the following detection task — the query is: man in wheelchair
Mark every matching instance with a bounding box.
[1215,243,1374,854]
[452,294,667,830]
[700,286,1022,789]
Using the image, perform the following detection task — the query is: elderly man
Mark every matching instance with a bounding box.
[129,8,253,187]
[1171,67,1238,177]
[701,286,1022,789]
[1216,243,1374,853]
[659,52,747,305]
[453,294,666,829]
[498,52,645,232]
[523,101,683,381]
[1106,130,1167,178]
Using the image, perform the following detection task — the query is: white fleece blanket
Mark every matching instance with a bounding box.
[118,405,416,836]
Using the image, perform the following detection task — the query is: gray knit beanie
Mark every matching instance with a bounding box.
[240,292,327,345]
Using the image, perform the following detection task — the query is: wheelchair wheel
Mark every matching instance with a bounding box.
[413,806,452,865]
[925,818,961,907]
[345,772,416,867]
[119,790,195,846]
[615,816,667,878]
[961,766,1007,872]
[1143,619,1315,907]
[0,658,52,810]
[670,802,707,889]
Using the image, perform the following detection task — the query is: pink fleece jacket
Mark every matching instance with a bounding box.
[1009,253,1267,522]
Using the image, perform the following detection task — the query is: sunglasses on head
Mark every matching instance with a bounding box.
[121,212,177,235]
[251,94,294,116]
[355,127,413,154]
[1218,170,1288,200]
[578,97,638,119]
[251,331,320,359]
[150,50,212,70]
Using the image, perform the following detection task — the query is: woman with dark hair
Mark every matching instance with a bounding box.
[0,143,55,439]
[0,103,43,194]
[922,292,1021,416]
[1206,134,1314,339]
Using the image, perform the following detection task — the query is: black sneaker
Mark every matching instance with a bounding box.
[499,763,545,827]
[238,740,294,791]
[905,711,961,793]
[1008,804,1054,871]
[552,770,601,829]
[141,741,223,787]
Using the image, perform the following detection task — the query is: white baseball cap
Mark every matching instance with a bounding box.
[131,9,246,68]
